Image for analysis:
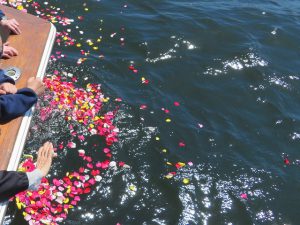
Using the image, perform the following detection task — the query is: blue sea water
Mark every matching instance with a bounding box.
[4,0,300,224]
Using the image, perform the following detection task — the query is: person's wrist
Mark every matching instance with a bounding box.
[26,169,44,190]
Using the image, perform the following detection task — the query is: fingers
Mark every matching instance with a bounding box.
[37,145,43,159]
[6,46,18,56]
[2,45,18,59]
[44,142,51,155]
[27,77,46,96]
[7,83,16,94]
[38,85,46,96]
[42,141,54,158]
[2,53,12,59]
[42,142,48,158]
[7,19,21,35]
[12,19,19,26]
[46,143,53,159]
[11,86,17,94]
[36,142,55,177]
[0,90,6,95]
[7,85,17,94]
[0,83,17,94]
[38,142,49,158]
[0,19,21,34]
[10,19,19,27]
[9,23,21,35]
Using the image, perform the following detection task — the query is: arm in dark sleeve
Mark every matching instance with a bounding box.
[0,170,28,202]
[0,88,38,123]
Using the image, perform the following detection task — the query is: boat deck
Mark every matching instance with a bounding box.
[0,5,56,224]
[0,5,55,170]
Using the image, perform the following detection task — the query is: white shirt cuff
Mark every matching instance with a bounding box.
[26,169,43,190]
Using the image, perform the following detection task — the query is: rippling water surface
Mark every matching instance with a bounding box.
[4,0,300,224]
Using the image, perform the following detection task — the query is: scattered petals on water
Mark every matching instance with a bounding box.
[67,142,76,148]
[179,141,186,147]
[240,193,248,199]
[161,108,170,114]
[174,101,180,106]
[78,149,85,156]
[129,184,137,192]
[165,172,176,179]
[141,77,149,84]
[187,161,193,166]
[15,73,120,224]
[182,178,190,184]
[140,104,147,110]
[175,162,185,169]
[284,157,290,165]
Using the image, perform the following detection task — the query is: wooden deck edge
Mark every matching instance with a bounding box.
[0,23,56,225]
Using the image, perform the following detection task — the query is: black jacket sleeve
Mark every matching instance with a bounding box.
[0,70,38,123]
[0,88,38,123]
[0,170,29,202]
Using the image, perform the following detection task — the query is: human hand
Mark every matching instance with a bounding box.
[36,142,56,177]
[0,18,21,35]
[26,77,45,96]
[2,42,18,59]
[0,82,17,95]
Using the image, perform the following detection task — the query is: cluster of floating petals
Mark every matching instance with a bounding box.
[15,74,120,224]
[44,75,119,145]
[16,149,126,224]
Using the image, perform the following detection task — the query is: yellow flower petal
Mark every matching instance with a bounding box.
[183,178,190,184]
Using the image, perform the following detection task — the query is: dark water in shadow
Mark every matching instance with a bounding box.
[3,0,300,224]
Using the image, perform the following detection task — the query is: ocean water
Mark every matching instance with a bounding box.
[3,0,300,224]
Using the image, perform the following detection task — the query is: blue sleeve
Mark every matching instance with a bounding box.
[0,10,5,20]
[0,88,37,123]
[0,69,15,85]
